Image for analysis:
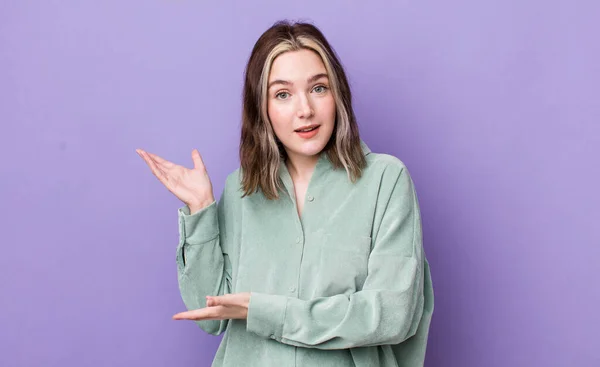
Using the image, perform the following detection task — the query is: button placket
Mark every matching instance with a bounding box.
[290,233,303,297]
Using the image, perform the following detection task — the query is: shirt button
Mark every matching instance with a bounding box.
[295,237,301,244]
[289,286,296,292]
[269,334,276,339]
[307,195,314,202]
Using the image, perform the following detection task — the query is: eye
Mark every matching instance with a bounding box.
[275,91,290,100]
[313,85,328,93]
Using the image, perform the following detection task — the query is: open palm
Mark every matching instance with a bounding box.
[136,148,215,211]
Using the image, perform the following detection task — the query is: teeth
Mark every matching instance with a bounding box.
[298,126,317,132]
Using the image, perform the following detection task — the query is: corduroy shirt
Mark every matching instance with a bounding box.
[176,140,434,366]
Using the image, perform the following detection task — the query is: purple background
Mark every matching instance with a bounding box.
[2,1,599,366]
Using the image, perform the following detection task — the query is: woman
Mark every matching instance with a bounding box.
[137,20,434,367]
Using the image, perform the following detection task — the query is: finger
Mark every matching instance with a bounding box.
[147,155,173,174]
[136,149,150,163]
[206,295,219,307]
[172,306,222,321]
[191,149,206,171]
[205,296,227,307]
[136,150,155,169]
[139,151,169,184]
[208,294,236,307]
[145,151,175,168]
[140,150,174,174]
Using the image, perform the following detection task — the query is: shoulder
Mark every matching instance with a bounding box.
[362,152,420,214]
[223,168,242,195]
[216,168,244,212]
[363,151,412,184]
[224,167,241,185]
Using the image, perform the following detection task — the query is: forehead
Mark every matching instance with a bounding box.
[268,49,327,81]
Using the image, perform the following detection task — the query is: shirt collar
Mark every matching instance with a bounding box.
[278,139,370,198]
[360,139,371,156]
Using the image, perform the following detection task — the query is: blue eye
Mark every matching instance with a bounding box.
[276,92,290,100]
[313,85,328,93]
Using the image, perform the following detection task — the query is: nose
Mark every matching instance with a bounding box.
[296,95,314,119]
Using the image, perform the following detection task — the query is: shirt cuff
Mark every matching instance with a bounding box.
[177,201,218,246]
[246,292,288,340]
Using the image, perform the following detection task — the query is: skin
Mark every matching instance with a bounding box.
[267,49,336,180]
[267,49,336,217]
[136,48,336,322]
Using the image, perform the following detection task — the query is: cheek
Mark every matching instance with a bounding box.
[267,102,290,133]
[317,95,336,121]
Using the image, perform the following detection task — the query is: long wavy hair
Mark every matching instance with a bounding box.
[239,20,366,200]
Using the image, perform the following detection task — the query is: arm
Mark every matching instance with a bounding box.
[176,174,236,336]
[246,164,426,349]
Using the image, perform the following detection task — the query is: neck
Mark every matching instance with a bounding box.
[285,150,321,183]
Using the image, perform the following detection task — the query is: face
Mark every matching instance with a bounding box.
[266,49,336,161]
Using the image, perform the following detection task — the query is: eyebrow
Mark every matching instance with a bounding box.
[268,73,329,89]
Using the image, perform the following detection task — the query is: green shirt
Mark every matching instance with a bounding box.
[176,140,434,366]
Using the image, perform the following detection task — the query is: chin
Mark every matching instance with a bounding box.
[295,138,329,157]
[281,139,323,159]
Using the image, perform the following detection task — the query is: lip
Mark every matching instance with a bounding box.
[294,124,320,132]
[295,125,320,139]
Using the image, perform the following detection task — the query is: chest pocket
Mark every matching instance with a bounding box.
[311,232,372,297]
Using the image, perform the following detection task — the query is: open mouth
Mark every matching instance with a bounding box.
[294,125,320,133]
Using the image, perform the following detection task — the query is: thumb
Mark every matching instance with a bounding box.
[206,295,223,307]
[191,149,205,170]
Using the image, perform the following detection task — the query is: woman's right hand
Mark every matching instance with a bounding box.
[136,148,215,213]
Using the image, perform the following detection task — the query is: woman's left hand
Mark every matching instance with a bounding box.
[172,292,251,321]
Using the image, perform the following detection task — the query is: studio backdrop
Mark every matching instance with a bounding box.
[1,1,598,366]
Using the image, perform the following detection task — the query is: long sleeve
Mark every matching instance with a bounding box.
[176,174,236,336]
[246,164,426,349]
